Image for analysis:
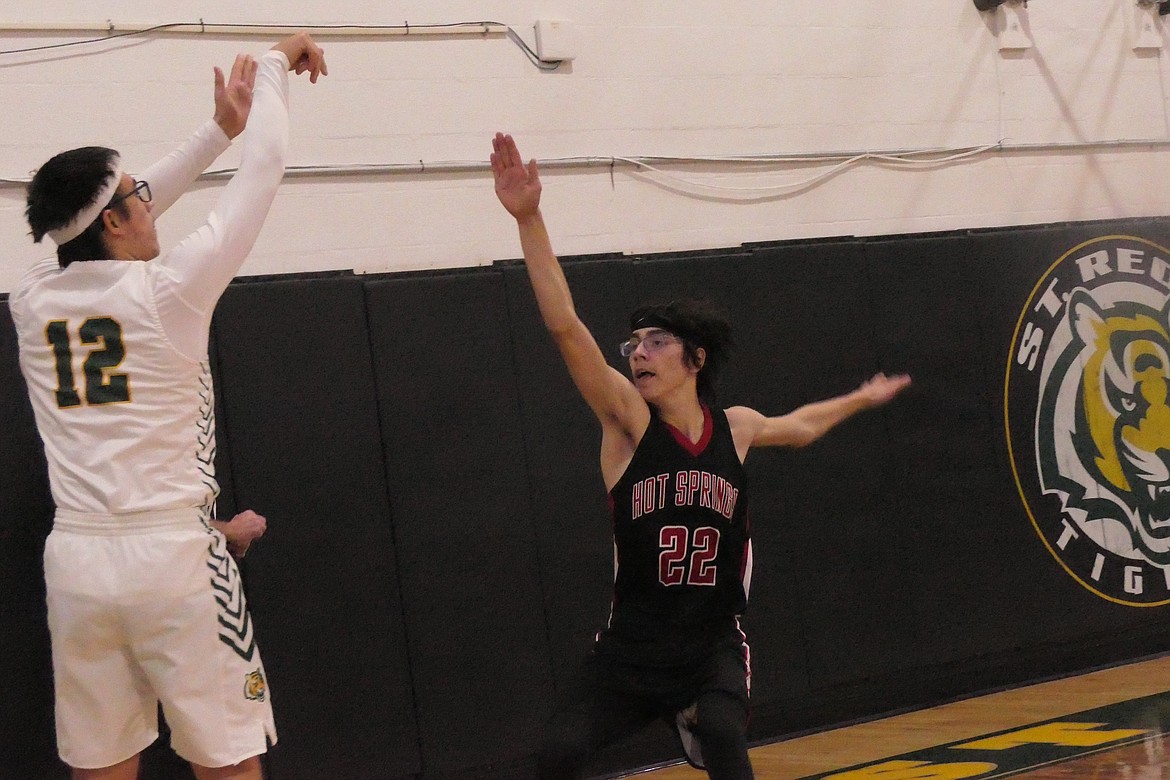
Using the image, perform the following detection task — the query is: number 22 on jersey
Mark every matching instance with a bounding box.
[659,525,720,587]
[45,317,130,408]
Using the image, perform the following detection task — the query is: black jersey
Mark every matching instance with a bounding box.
[597,405,752,666]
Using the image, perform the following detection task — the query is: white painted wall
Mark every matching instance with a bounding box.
[1,1,1169,293]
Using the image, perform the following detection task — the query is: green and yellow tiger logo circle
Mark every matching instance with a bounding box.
[244,668,267,702]
[1006,236,1170,606]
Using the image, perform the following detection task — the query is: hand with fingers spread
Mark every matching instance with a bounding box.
[492,132,542,222]
[856,372,912,408]
[213,54,259,139]
[271,31,329,83]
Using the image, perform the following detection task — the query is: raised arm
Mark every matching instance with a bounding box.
[154,33,326,357]
[491,133,647,437]
[727,372,911,460]
[135,24,325,219]
[136,54,258,216]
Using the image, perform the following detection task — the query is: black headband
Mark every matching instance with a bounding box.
[631,312,702,347]
[631,313,675,332]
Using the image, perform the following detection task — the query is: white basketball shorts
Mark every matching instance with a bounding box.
[44,509,277,769]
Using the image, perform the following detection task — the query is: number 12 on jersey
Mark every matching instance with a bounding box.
[45,317,130,408]
[659,525,720,586]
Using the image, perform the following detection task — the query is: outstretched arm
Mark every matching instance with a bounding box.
[727,372,911,458]
[492,132,646,436]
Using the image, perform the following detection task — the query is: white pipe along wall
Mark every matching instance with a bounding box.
[1,1,1169,294]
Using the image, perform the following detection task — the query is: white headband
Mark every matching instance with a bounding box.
[46,161,124,246]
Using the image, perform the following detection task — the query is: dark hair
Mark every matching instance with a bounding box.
[629,299,733,405]
[25,146,125,268]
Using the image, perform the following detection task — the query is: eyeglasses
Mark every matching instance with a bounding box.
[619,330,681,357]
[107,179,152,209]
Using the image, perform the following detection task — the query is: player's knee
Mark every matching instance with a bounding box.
[695,719,744,755]
[694,694,748,751]
[190,755,263,780]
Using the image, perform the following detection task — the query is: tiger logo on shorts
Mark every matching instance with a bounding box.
[244,669,267,702]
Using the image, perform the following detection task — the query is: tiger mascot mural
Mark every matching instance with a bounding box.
[1038,289,1170,567]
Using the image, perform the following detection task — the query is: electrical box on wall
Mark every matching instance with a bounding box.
[534,19,577,62]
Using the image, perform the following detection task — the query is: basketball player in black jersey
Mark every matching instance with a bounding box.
[491,132,910,780]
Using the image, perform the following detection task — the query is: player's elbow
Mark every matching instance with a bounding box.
[546,313,587,342]
[245,137,287,174]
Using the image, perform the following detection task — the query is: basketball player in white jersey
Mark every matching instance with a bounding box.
[10,33,326,780]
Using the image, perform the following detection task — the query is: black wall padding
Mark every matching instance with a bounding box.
[211,276,419,780]
[500,257,636,691]
[861,234,1022,663]
[9,219,1170,780]
[366,271,555,777]
[0,299,65,779]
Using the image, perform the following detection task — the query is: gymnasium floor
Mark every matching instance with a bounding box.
[634,653,1170,779]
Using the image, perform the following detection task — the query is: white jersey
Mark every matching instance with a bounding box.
[10,51,291,517]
